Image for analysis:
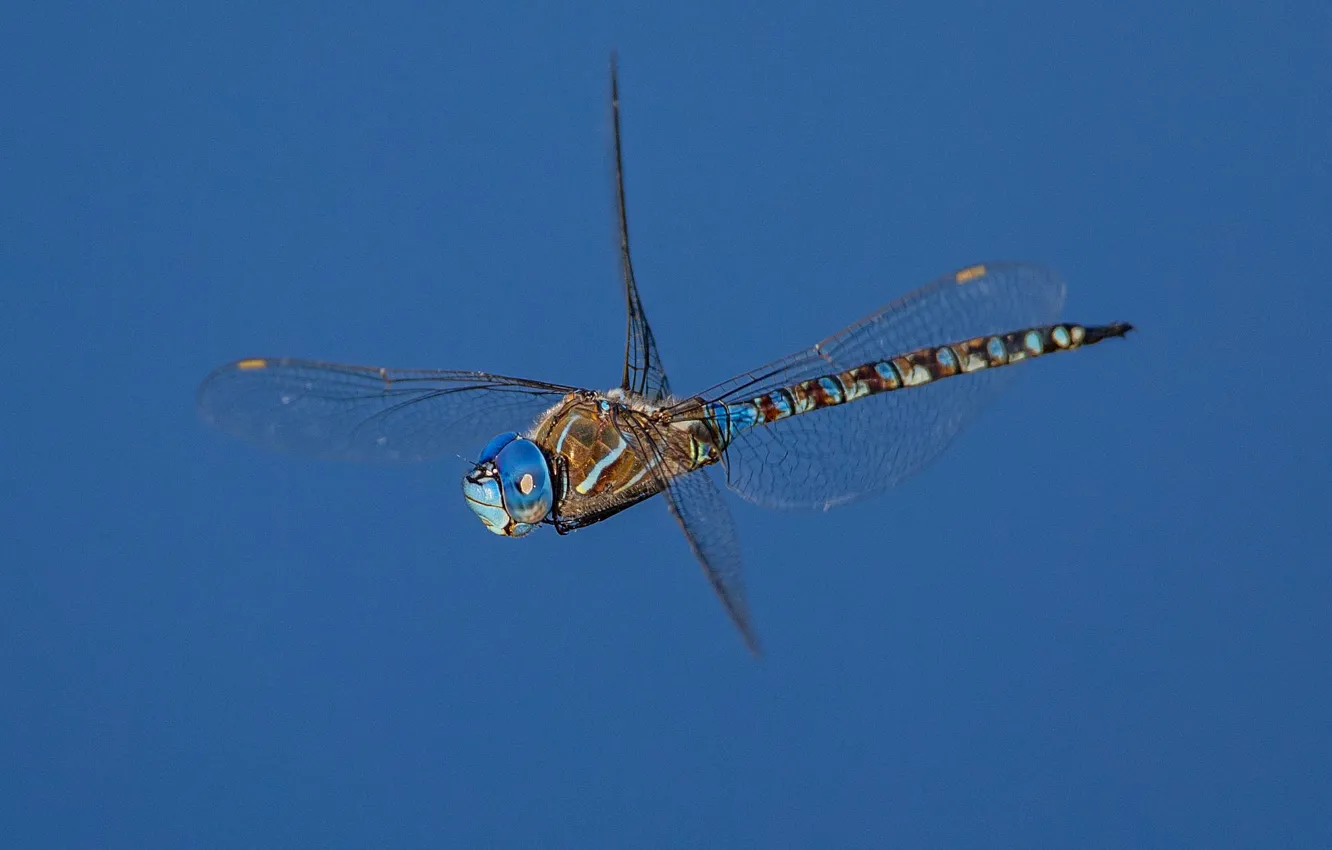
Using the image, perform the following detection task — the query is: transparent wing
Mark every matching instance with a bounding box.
[686,262,1069,509]
[612,410,757,654]
[197,358,573,463]
[662,467,760,655]
[610,54,671,401]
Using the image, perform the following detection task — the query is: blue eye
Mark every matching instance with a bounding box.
[462,435,553,537]
[496,438,553,525]
[477,431,519,463]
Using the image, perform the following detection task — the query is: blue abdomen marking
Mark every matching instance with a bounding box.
[703,322,1130,443]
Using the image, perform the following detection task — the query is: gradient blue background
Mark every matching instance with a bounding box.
[4,2,1329,847]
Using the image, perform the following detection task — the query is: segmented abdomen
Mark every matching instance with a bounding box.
[704,322,1132,443]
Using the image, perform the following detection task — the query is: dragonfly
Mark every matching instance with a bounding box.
[198,58,1132,653]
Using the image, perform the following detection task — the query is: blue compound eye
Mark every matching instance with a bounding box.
[477,431,520,463]
[495,438,553,526]
[461,435,553,538]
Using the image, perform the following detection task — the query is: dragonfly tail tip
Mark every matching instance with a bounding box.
[1085,321,1135,344]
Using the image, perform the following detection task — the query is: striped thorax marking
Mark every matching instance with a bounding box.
[554,417,577,454]
[529,389,738,530]
[575,426,627,494]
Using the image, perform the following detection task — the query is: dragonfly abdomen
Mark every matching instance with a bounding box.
[705,321,1133,443]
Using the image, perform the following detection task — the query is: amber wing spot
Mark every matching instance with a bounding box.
[236,358,268,371]
[954,264,987,284]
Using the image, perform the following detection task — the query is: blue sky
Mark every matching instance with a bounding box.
[3,2,1329,847]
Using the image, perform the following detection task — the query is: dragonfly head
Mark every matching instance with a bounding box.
[462,432,554,537]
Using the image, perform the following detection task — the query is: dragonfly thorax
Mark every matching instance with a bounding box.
[461,431,554,537]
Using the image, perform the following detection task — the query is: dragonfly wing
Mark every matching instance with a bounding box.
[717,366,1027,509]
[663,466,760,655]
[197,358,573,463]
[691,263,1069,509]
[610,55,671,402]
